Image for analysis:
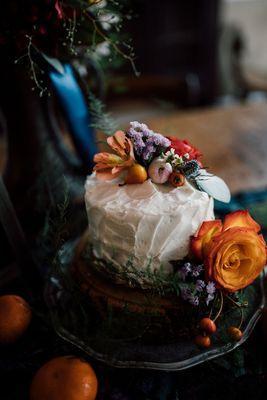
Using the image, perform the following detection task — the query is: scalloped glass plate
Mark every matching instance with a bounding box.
[44,239,266,371]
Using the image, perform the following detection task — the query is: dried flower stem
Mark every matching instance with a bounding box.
[15,35,47,97]
[84,11,140,77]
[213,290,224,322]
[226,294,245,329]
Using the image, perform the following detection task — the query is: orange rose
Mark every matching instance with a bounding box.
[191,211,266,292]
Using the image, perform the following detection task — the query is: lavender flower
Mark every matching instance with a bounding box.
[191,264,203,277]
[195,279,205,292]
[179,262,192,281]
[181,287,192,301]
[206,294,215,305]
[206,281,216,295]
[181,286,199,306]
[189,295,199,306]
[143,144,156,160]
[206,281,216,305]
[127,121,171,164]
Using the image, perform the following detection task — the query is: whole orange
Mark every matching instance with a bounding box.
[30,356,98,400]
[0,294,32,344]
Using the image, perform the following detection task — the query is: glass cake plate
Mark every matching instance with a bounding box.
[44,238,266,371]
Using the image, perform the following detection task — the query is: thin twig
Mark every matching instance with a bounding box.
[84,11,140,77]
[213,290,224,322]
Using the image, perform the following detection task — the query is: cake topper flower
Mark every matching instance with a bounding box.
[167,137,202,165]
[127,121,171,164]
[191,210,267,292]
[92,121,231,203]
[93,130,135,180]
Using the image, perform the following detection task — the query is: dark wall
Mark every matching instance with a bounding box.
[124,0,221,105]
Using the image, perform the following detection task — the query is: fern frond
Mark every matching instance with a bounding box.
[89,92,118,136]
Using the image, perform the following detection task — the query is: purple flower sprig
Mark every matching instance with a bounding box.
[127,121,171,165]
[176,261,217,307]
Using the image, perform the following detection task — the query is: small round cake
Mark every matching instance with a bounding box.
[85,173,214,275]
[72,121,267,350]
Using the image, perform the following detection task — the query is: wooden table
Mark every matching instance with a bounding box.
[1,101,267,195]
[147,102,267,194]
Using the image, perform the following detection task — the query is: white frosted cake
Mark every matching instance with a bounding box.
[75,122,267,347]
[85,174,214,274]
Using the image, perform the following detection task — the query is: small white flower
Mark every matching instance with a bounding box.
[95,41,110,57]
[184,153,190,159]
[99,12,120,30]
[172,155,183,166]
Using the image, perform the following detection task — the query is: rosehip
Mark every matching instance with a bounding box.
[168,172,185,187]
[199,317,217,334]
[195,335,211,348]
[228,326,243,341]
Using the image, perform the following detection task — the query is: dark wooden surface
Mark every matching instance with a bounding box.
[2,101,267,195]
[148,101,267,194]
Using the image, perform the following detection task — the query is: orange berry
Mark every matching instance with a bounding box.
[199,318,217,334]
[228,326,243,341]
[168,172,185,187]
[0,294,32,344]
[125,164,147,184]
[30,356,98,400]
[195,335,211,348]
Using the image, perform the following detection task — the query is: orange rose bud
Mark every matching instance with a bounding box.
[228,326,243,341]
[199,318,217,334]
[195,335,211,348]
[190,220,222,260]
[168,172,185,188]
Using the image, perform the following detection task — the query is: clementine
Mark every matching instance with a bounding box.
[125,163,147,184]
[30,356,98,400]
[0,294,32,344]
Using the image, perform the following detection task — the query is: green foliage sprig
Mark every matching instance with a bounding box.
[88,92,118,135]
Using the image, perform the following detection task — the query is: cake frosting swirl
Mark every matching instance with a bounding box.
[84,174,214,274]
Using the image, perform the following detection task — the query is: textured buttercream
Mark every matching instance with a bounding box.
[84,174,214,274]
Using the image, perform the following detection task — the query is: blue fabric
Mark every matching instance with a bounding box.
[49,64,98,170]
